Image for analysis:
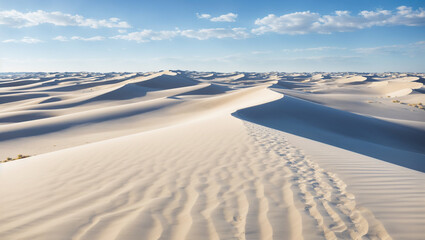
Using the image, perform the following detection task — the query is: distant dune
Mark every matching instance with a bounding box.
[0,71,424,240]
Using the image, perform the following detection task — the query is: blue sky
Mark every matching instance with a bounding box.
[1,0,424,72]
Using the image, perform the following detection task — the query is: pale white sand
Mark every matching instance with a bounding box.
[0,71,424,239]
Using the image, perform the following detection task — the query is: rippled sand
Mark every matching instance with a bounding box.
[0,71,424,239]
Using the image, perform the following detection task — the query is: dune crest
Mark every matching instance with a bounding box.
[1,71,424,239]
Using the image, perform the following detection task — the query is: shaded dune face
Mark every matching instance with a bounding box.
[132,74,200,90]
[235,95,425,172]
[0,71,424,240]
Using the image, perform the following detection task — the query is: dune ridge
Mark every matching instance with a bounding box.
[1,71,424,239]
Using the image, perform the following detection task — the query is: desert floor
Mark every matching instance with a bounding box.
[1,71,424,239]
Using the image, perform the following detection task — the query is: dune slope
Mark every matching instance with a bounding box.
[1,71,424,240]
[235,95,425,172]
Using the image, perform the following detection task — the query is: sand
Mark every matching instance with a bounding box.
[0,71,424,239]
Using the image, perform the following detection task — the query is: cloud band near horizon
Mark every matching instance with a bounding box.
[1,6,424,43]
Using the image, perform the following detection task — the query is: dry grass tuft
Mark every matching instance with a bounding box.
[1,154,30,163]
[392,100,424,110]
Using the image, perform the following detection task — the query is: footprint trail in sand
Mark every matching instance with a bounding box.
[244,121,391,240]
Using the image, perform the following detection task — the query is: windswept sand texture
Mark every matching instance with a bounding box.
[0,71,424,240]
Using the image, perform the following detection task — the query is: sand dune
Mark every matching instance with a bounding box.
[0,71,424,240]
[235,95,425,171]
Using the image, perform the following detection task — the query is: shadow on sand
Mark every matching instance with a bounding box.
[233,95,425,173]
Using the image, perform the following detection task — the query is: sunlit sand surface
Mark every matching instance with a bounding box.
[1,71,424,239]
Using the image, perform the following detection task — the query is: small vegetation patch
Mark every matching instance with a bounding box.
[392,100,424,110]
[1,154,30,163]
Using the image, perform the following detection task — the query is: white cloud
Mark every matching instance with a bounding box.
[111,30,180,43]
[196,12,238,22]
[53,36,68,41]
[180,28,248,40]
[211,13,238,22]
[253,11,320,35]
[0,9,131,28]
[282,46,346,52]
[112,28,249,42]
[347,40,425,59]
[196,13,211,19]
[391,6,425,26]
[354,45,401,54]
[353,41,425,55]
[53,35,105,41]
[71,36,105,41]
[251,50,272,55]
[253,6,425,35]
[2,37,42,43]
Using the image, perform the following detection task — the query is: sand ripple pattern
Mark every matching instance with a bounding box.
[244,121,392,240]
[67,121,304,240]
[0,117,392,240]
